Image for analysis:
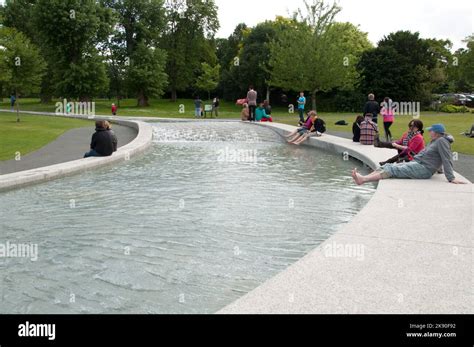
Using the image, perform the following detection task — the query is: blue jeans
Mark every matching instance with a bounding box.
[298,108,305,123]
[195,108,201,117]
[84,149,102,158]
[381,161,434,179]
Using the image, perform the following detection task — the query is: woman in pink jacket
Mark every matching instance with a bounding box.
[381,97,395,141]
[376,119,425,166]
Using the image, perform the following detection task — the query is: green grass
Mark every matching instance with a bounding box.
[0,113,92,161]
[2,98,474,155]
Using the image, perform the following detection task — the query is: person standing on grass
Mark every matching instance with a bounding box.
[247,86,257,122]
[212,96,220,118]
[297,92,306,125]
[194,96,203,118]
[10,93,16,111]
[111,103,118,116]
[241,103,250,121]
[352,124,466,185]
[359,113,378,145]
[363,93,380,124]
[381,97,394,141]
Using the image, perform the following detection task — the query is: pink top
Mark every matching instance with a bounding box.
[382,106,394,123]
[304,117,314,129]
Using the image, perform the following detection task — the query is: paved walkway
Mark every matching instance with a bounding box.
[0,124,137,175]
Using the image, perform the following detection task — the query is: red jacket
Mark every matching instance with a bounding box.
[396,133,425,160]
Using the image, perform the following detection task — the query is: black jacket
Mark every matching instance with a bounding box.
[363,101,380,116]
[91,127,115,156]
[353,122,361,142]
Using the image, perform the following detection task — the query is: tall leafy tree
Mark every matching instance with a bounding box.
[448,35,474,92]
[216,23,247,101]
[162,0,219,101]
[269,0,370,109]
[102,0,169,106]
[358,31,439,104]
[0,27,46,122]
[2,0,54,103]
[34,0,113,101]
[195,62,220,100]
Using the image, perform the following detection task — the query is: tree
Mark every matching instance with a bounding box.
[125,43,168,107]
[216,23,247,101]
[448,35,474,92]
[0,27,46,122]
[1,0,54,103]
[268,0,370,109]
[162,0,219,101]
[102,0,169,106]
[358,31,440,104]
[195,62,220,100]
[34,0,113,101]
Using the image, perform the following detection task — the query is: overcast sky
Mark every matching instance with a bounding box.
[0,0,471,49]
[215,0,473,50]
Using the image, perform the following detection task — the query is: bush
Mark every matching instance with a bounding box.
[439,103,471,113]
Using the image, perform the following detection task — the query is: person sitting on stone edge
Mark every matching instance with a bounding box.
[352,124,466,185]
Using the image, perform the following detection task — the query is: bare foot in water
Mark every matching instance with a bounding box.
[352,169,364,186]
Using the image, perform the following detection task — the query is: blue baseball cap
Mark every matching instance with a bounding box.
[427,124,446,134]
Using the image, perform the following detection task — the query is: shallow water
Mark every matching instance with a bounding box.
[0,122,375,314]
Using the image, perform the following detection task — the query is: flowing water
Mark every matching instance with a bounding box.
[0,122,375,314]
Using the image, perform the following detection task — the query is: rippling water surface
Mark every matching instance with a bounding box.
[0,122,375,313]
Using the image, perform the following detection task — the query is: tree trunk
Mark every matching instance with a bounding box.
[171,89,178,102]
[266,86,270,102]
[137,92,149,107]
[311,89,318,111]
[40,93,52,104]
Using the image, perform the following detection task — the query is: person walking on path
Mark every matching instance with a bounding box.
[297,92,306,125]
[363,94,380,124]
[381,97,394,141]
[352,124,466,185]
[247,86,257,122]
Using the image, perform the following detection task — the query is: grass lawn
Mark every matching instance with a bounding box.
[2,98,474,155]
[0,113,92,161]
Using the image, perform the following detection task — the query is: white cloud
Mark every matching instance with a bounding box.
[215,0,473,50]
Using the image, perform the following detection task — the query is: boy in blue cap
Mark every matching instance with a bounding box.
[352,124,467,185]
